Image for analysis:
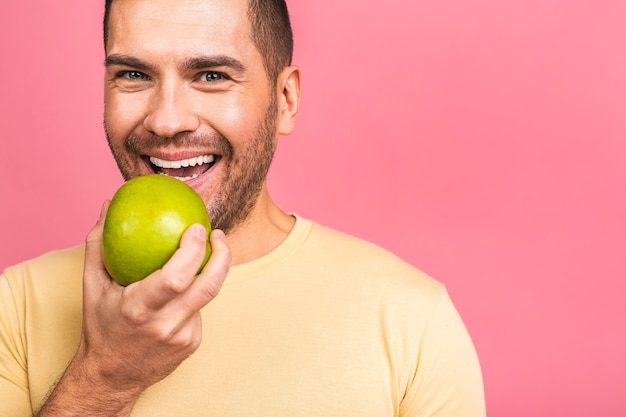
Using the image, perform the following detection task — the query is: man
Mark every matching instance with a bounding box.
[0,0,486,415]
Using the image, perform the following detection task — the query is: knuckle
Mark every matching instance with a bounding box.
[180,325,202,352]
[200,280,221,301]
[155,323,177,344]
[120,301,150,325]
[162,275,188,295]
[188,331,202,351]
[158,323,201,352]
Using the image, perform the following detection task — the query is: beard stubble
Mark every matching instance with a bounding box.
[105,95,278,235]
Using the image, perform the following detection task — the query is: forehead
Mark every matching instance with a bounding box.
[107,0,254,59]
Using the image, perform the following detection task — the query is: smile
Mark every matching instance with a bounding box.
[148,155,217,181]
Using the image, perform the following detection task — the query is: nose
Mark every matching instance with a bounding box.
[143,81,200,138]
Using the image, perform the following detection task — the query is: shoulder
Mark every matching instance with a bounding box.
[3,245,85,277]
[298,219,445,303]
[2,245,85,297]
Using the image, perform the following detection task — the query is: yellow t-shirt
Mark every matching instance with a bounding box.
[0,217,485,416]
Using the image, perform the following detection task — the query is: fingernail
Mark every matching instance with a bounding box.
[194,224,207,240]
[213,229,226,242]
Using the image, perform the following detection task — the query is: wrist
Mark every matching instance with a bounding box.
[36,347,143,417]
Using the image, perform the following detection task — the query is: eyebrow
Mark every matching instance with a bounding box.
[104,54,155,73]
[104,54,246,73]
[184,56,247,73]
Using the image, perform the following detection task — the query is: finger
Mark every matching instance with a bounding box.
[83,201,116,304]
[177,229,231,313]
[133,223,209,310]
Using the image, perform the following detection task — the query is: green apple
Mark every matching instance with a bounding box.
[102,174,212,286]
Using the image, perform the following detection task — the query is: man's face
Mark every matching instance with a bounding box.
[104,0,278,234]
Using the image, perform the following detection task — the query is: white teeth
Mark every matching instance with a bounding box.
[158,172,201,181]
[149,155,215,169]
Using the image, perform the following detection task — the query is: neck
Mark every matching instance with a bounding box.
[224,186,295,265]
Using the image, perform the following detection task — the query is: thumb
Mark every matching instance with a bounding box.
[83,201,115,300]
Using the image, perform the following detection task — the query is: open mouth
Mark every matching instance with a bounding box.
[146,154,218,181]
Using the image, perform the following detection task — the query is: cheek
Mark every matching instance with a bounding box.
[104,91,147,140]
[203,93,268,140]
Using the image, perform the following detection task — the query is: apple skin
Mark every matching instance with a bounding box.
[102,174,212,286]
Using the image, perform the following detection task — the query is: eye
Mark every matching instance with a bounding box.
[115,70,150,81]
[201,72,228,82]
[117,70,149,80]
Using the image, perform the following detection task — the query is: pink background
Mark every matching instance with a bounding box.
[1,1,625,415]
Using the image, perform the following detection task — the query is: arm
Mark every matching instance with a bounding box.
[400,290,486,417]
[36,202,231,416]
[0,274,34,416]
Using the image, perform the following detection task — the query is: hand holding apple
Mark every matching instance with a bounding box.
[37,188,232,415]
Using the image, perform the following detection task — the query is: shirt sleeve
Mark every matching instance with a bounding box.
[0,270,34,417]
[400,289,486,417]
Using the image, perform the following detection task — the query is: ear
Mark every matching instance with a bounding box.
[276,66,302,136]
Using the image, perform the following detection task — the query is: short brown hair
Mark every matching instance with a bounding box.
[103,0,293,83]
